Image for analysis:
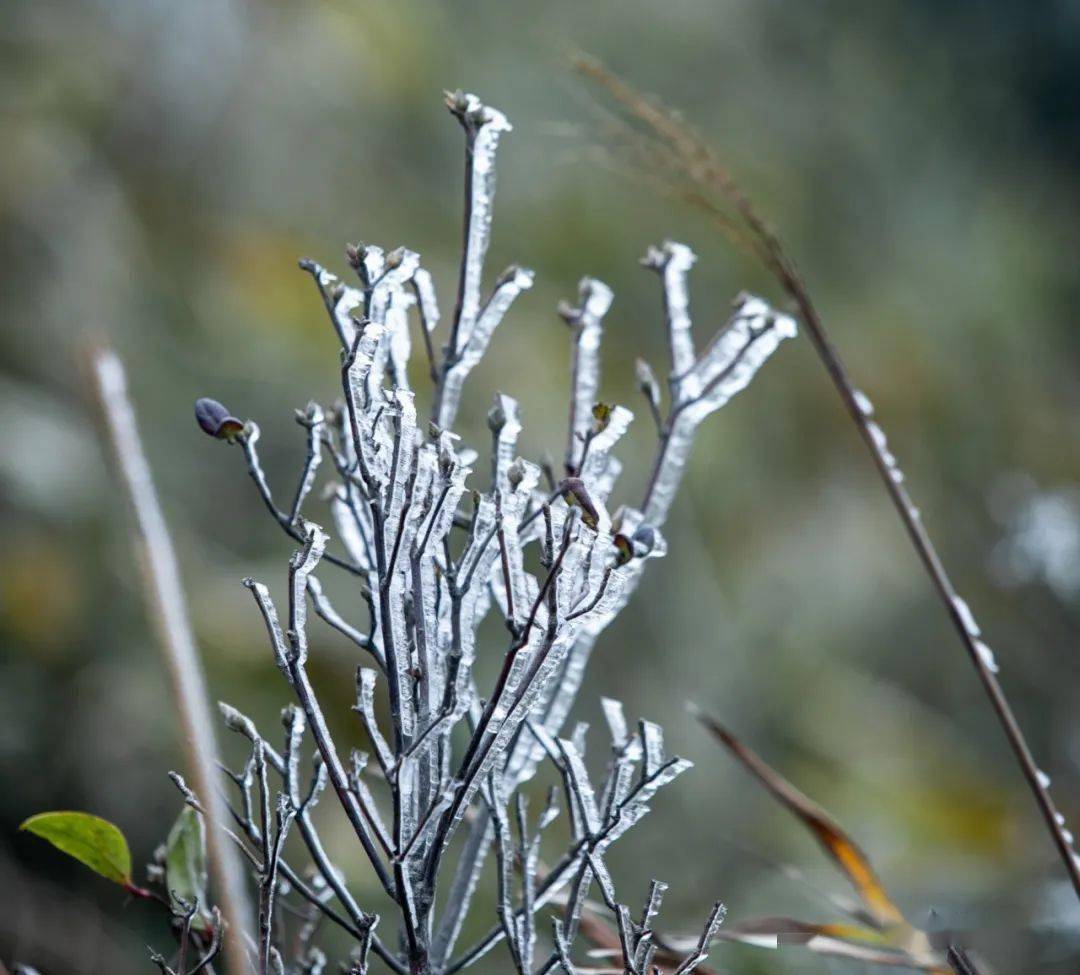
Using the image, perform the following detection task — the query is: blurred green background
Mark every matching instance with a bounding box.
[4,1,1080,971]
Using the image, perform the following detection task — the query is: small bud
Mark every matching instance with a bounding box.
[345,243,363,269]
[194,398,244,442]
[385,246,405,270]
[635,358,660,408]
[444,89,470,117]
[294,401,323,427]
[560,477,599,529]
[507,459,525,491]
[613,533,634,566]
[281,703,301,728]
[487,401,507,433]
[591,402,613,434]
[438,442,455,477]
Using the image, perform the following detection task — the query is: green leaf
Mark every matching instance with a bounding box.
[20,811,132,887]
[165,806,208,920]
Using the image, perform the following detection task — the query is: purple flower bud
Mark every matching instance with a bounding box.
[560,477,599,529]
[194,398,244,441]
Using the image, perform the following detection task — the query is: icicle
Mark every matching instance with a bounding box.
[642,241,698,399]
[580,404,634,503]
[682,298,797,424]
[639,721,665,780]
[952,596,981,638]
[333,284,364,350]
[287,523,327,668]
[411,267,441,335]
[489,393,523,493]
[328,486,373,572]
[640,296,796,527]
[601,697,629,749]
[974,639,999,674]
[446,92,512,357]
[342,321,389,480]
[355,669,394,774]
[561,276,614,472]
[367,247,420,395]
[436,265,534,431]
[386,287,416,390]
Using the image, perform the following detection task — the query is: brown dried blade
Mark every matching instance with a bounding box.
[692,705,903,928]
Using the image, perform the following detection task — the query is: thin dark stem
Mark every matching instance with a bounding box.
[240,432,364,576]
[946,945,982,975]
[568,566,613,621]
[224,789,405,974]
[577,55,1080,899]
[772,247,1080,901]
[423,514,575,891]
[639,323,770,519]
[288,660,397,897]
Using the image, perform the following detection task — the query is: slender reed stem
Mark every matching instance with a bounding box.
[768,250,1080,899]
[90,348,255,971]
[573,53,1080,900]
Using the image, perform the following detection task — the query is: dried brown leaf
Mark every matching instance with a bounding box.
[692,706,903,927]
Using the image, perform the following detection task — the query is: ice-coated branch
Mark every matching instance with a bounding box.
[445,714,693,974]
[559,277,614,475]
[192,88,795,974]
[638,283,797,527]
[256,752,295,975]
[434,264,534,431]
[642,241,698,395]
[215,706,400,973]
[430,92,532,432]
[444,93,512,361]
[242,562,395,901]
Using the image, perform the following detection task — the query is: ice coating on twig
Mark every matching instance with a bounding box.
[430,93,517,432]
[205,92,794,975]
[434,265,534,431]
[560,277,614,474]
[643,240,698,397]
[640,288,797,526]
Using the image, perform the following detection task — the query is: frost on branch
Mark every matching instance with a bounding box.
[191,91,792,975]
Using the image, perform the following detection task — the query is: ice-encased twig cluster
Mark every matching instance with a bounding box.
[189,90,795,975]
